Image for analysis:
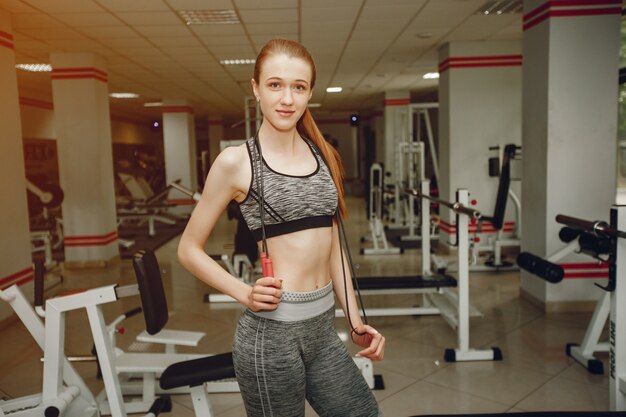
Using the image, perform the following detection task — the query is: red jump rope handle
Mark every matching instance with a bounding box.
[260,253,274,278]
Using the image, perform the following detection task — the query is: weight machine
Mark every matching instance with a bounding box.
[406,181,502,362]
[518,210,626,411]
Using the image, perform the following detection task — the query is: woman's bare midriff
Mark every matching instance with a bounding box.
[259,226,333,292]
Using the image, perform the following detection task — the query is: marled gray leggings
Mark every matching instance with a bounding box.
[232,288,381,417]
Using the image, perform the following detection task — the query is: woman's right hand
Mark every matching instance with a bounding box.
[247,277,283,311]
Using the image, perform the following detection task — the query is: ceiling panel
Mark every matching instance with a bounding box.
[159,45,208,56]
[190,24,246,37]
[22,27,86,40]
[235,0,295,8]
[102,37,153,48]
[115,11,182,26]
[300,6,359,22]
[96,0,170,12]
[301,0,362,9]
[0,0,37,13]
[166,0,232,10]
[45,38,105,50]
[147,36,202,47]
[133,25,191,37]
[52,12,123,27]
[207,44,254,55]
[200,35,249,46]
[31,0,106,13]
[11,13,65,28]
[245,22,297,35]
[238,9,297,24]
[80,25,138,38]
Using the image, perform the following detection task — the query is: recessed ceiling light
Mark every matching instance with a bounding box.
[15,63,51,72]
[179,10,240,25]
[326,87,342,93]
[109,93,139,99]
[417,32,433,39]
[476,0,523,15]
[308,103,321,108]
[219,59,255,65]
[144,102,163,107]
[423,72,440,79]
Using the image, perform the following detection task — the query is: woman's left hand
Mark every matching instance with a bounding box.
[351,325,385,361]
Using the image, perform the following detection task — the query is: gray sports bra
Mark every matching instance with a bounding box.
[238,136,338,241]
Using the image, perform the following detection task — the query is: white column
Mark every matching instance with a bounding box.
[0,11,34,321]
[207,116,224,166]
[438,41,522,247]
[51,53,119,266]
[521,0,620,310]
[383,90,410,181]
[162,99,197,198]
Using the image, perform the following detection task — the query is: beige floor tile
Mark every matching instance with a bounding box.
[516,375,610,411]
[494,316,599,376]
[378,380,509,416]
[424,360,553,406]
[368,336,449,380]
[558,356,610,387]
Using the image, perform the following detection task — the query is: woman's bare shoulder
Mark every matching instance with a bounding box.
[213,142,249,173]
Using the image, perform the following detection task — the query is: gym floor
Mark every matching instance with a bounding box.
[0,197,610,416]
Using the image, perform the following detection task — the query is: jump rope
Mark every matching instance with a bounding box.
[254,133,369,338]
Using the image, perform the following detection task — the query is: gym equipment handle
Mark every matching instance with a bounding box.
[34,260,45,307]
[556,214,626,239]
[125,306,143,319]
[517,252,564,283]
[405,188,482,219]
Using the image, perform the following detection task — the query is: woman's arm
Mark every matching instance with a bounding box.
[177,146,282,311]
[329,218,385,361]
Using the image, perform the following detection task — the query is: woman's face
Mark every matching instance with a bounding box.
[252,53,313,133]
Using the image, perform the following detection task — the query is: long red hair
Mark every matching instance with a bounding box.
[253,39,347,217]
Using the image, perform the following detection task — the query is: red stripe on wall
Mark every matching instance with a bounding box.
[0,30,14,41]
[161,106,194,114]
[523,1,621,31]
[0,266,33,287]
[560,262,609,270]
[19,97,54,110]
[439,55,523,73]
[52,67,107,77]
[0,38,14,50]
[564,272,609,279]
[167,198,195,205]
[384,99,410,106]
[51,74,108,83]
[0,267,33,285]
[524,1,551,22]
[65,231,118,247]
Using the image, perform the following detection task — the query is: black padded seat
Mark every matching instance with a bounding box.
[159,352,235,390]
[355,275,457,290]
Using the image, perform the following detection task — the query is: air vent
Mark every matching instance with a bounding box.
[476,0,523,15]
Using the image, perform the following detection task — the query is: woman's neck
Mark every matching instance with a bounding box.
[257,123,300,156]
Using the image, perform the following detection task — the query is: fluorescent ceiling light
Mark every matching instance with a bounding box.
[143,102,163,107]
[308,103,321,108]
[477,0,522,15]
[179,10,240,25]
[423,72,440,80]
[109,93,139,99]
[326,87,342,93]
[15,63,52,72]
[220,59,255,65]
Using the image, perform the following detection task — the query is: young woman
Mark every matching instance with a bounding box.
[177,39,384,417]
